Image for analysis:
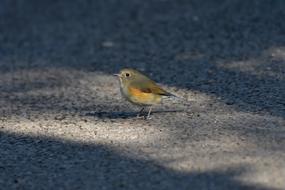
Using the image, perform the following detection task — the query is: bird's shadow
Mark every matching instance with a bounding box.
[84,109,186,119]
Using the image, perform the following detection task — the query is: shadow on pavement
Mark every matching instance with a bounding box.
[85,109,186,119]
[0,1,284,189]
[0,0,284,118]
[0,131,280,190]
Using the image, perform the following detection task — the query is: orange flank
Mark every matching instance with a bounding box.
[128,87,152,101]
[127,86,161,105]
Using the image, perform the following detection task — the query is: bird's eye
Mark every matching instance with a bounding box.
[125,73,130,77]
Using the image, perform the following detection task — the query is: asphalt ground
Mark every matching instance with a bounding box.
[0,0,285,189]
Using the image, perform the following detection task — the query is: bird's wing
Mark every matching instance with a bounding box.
[130,79,173,96]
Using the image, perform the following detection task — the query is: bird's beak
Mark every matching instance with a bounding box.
[113,74,119,77]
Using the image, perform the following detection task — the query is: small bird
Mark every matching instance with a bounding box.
[114,68,176,119]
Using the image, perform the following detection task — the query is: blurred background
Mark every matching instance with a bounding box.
[0,0,284,189]
[1,0,284,116]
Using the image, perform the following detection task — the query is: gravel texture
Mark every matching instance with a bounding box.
[0,0,285,189]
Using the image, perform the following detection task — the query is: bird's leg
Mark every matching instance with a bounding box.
[146,106,152,119]
[136,107,145,118]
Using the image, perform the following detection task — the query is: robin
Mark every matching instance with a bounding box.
[114,68,177,119]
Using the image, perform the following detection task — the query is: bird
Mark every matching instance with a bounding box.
[114,68,177,119]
